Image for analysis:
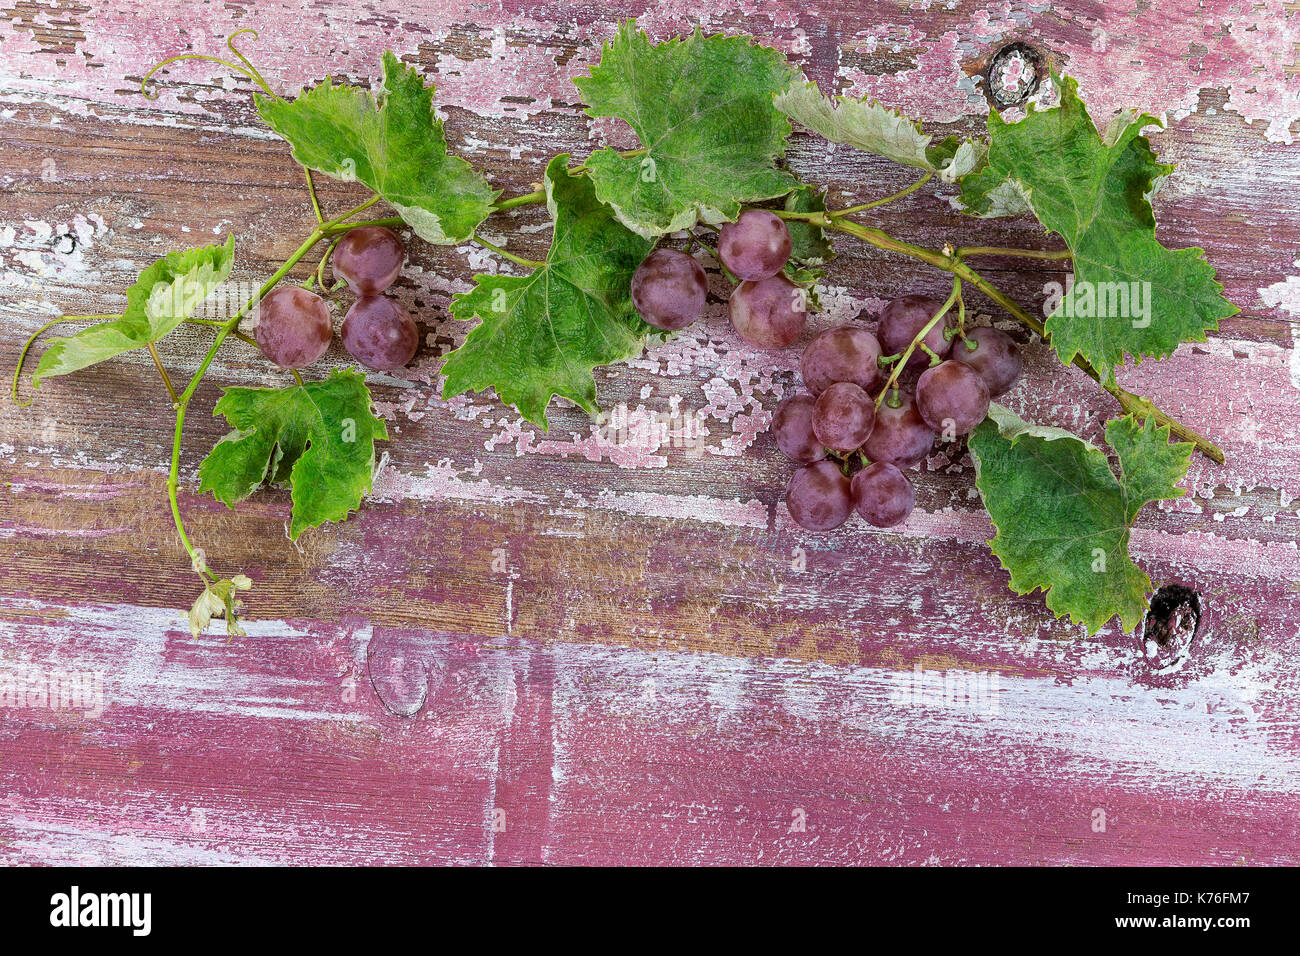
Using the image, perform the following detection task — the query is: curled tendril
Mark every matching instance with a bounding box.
[226,29,280,100]
[315,235,342,289]
[140,54,254,100]
[139,29,280,101]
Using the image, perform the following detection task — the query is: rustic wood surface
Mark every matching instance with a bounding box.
[2,0,1299,865]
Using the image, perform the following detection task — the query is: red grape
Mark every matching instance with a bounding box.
[800,325,883,395]
[332,226,404,296]
[729,274,807,349]
[863,389,935,468]
[812,381,875,452]
[915,360,990,436]
[772,393,826,464]
[718,209,792,281]
[951,326,1022,396]
[786,459,853,531]
[253,286,333,369]
[878,294,953,369]
[341,295,419,371]
[630,249,708,331]
[851,462,915,527]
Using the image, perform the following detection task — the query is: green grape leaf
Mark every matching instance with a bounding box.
[441,154,655,428]
[33,235,235,385]
[198,368,388,539]
[784,185,835,265]
[969,404,1192,635]
[256,51,497,245]
[574,21,800,238]
[775,79,987,183]
[960,75,1239,377]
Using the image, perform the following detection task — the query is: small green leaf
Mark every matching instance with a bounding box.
[784,185,835,266]
[960,74,1239,377]
[969,404,1192,635]
[574,21,799,238]
[188,574,252,640]
[199,368,388,539]
[775,79,986,183]
[33,235,235,384]
[256,51,498,244]
[782,264,824,312]
[441,154,656,428]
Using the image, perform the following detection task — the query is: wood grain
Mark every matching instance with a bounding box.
[1,0,1299,865]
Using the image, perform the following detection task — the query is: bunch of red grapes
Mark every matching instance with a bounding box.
[628,209,1023,532]
[253,226,419,372]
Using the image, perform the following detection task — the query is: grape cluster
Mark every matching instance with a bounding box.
[628,208,809,343]
[778,298,1022,530]
[625,207,1022,534]
[253,226,418,372]
[335,227,418,371]
[624,209,806,343]
[744,215,1021,531]
[721,210,807,349]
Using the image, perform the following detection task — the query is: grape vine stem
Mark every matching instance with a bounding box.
[146,341,178,403]
[472,236,544,269]
[493,188,546,212]
[873,278,960,410]
[831,172,932,217]
[319,186,1224,463]
[303,168,325,224]
[165,193,380,581]
[954,245,1072,261]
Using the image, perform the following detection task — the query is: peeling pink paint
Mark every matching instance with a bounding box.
[842,30,982,124]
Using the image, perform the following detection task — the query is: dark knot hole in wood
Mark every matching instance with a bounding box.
[985,41,1043,110]
[1140,584,1202,669]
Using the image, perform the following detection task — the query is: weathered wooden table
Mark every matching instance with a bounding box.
[2,0,1298,865]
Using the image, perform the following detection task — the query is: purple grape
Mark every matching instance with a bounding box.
[951,326,1023,396]
[630,249,708,331]
[772,393,826,464]
[915,360,990,436]
[341,295,419,371]
[851,462,915,527]
[254,286,333,369]
[812,381,876,452]
[800,325,883,395]
[863,389,935,469]
[877,294,953,369]
[729,274,807,349]
[718,209,793,281]
[332,226,404,296]
[786,460,853,531]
